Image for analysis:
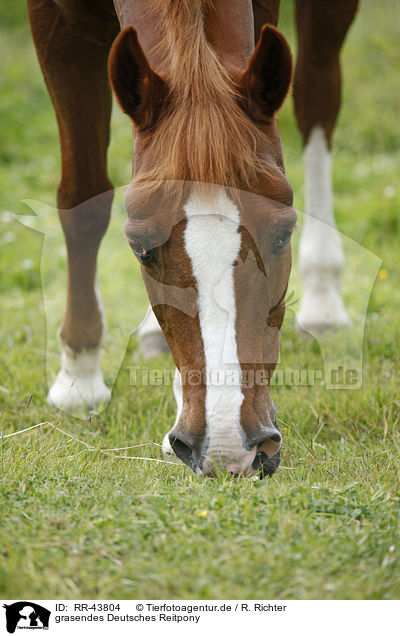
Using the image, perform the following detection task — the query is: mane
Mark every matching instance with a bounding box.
[133,0,271,195]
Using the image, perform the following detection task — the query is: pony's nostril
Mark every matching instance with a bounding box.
[170,437,192,463]
[248,427,282,449]
[168,431,199,472]
[265,431,281,443]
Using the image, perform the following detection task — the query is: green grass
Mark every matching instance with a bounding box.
[1,0,400,599]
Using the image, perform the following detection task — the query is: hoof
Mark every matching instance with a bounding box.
[47,369,111,412]
[295,312,351,335]
[295,291,351,335]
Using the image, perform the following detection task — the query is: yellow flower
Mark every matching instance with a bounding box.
[378,268,388,280]
[196,509,208,518]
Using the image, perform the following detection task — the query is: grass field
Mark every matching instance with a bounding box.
[1,0,400,599]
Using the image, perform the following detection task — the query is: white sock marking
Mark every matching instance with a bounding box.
[47,343,111,411]
[138,306,163,338]
[48,274,110,411]
[137,307,169,358]
[297,125,350,330]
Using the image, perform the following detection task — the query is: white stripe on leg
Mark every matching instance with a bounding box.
[137,306,169,358]
[48,273,110,412]
[47,343,111,411]
[296,125,351,332]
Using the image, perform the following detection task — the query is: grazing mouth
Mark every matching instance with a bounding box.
[167,405,282,478]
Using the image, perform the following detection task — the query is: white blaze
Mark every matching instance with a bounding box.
[184,187,256,475]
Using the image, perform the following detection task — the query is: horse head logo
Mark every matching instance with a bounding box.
[2,602,50,633]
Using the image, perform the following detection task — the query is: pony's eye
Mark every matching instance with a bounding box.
[273,227,293,253]
[128,238,155,264]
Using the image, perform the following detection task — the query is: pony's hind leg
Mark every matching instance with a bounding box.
[138,307,169,359]
[252,0,281,36]
[293,0,358,333]
[28,0,118,410]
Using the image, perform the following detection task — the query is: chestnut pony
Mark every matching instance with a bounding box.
[28,0,358,476]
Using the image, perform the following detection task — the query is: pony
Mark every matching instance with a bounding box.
[27,0,358,476]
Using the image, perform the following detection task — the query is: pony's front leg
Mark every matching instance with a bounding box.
[48,193,113,411]
[293,0,358,333]
[28,0,118,410]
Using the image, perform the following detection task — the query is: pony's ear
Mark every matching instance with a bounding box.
[109,27,167,129]
[242,25,292,121]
